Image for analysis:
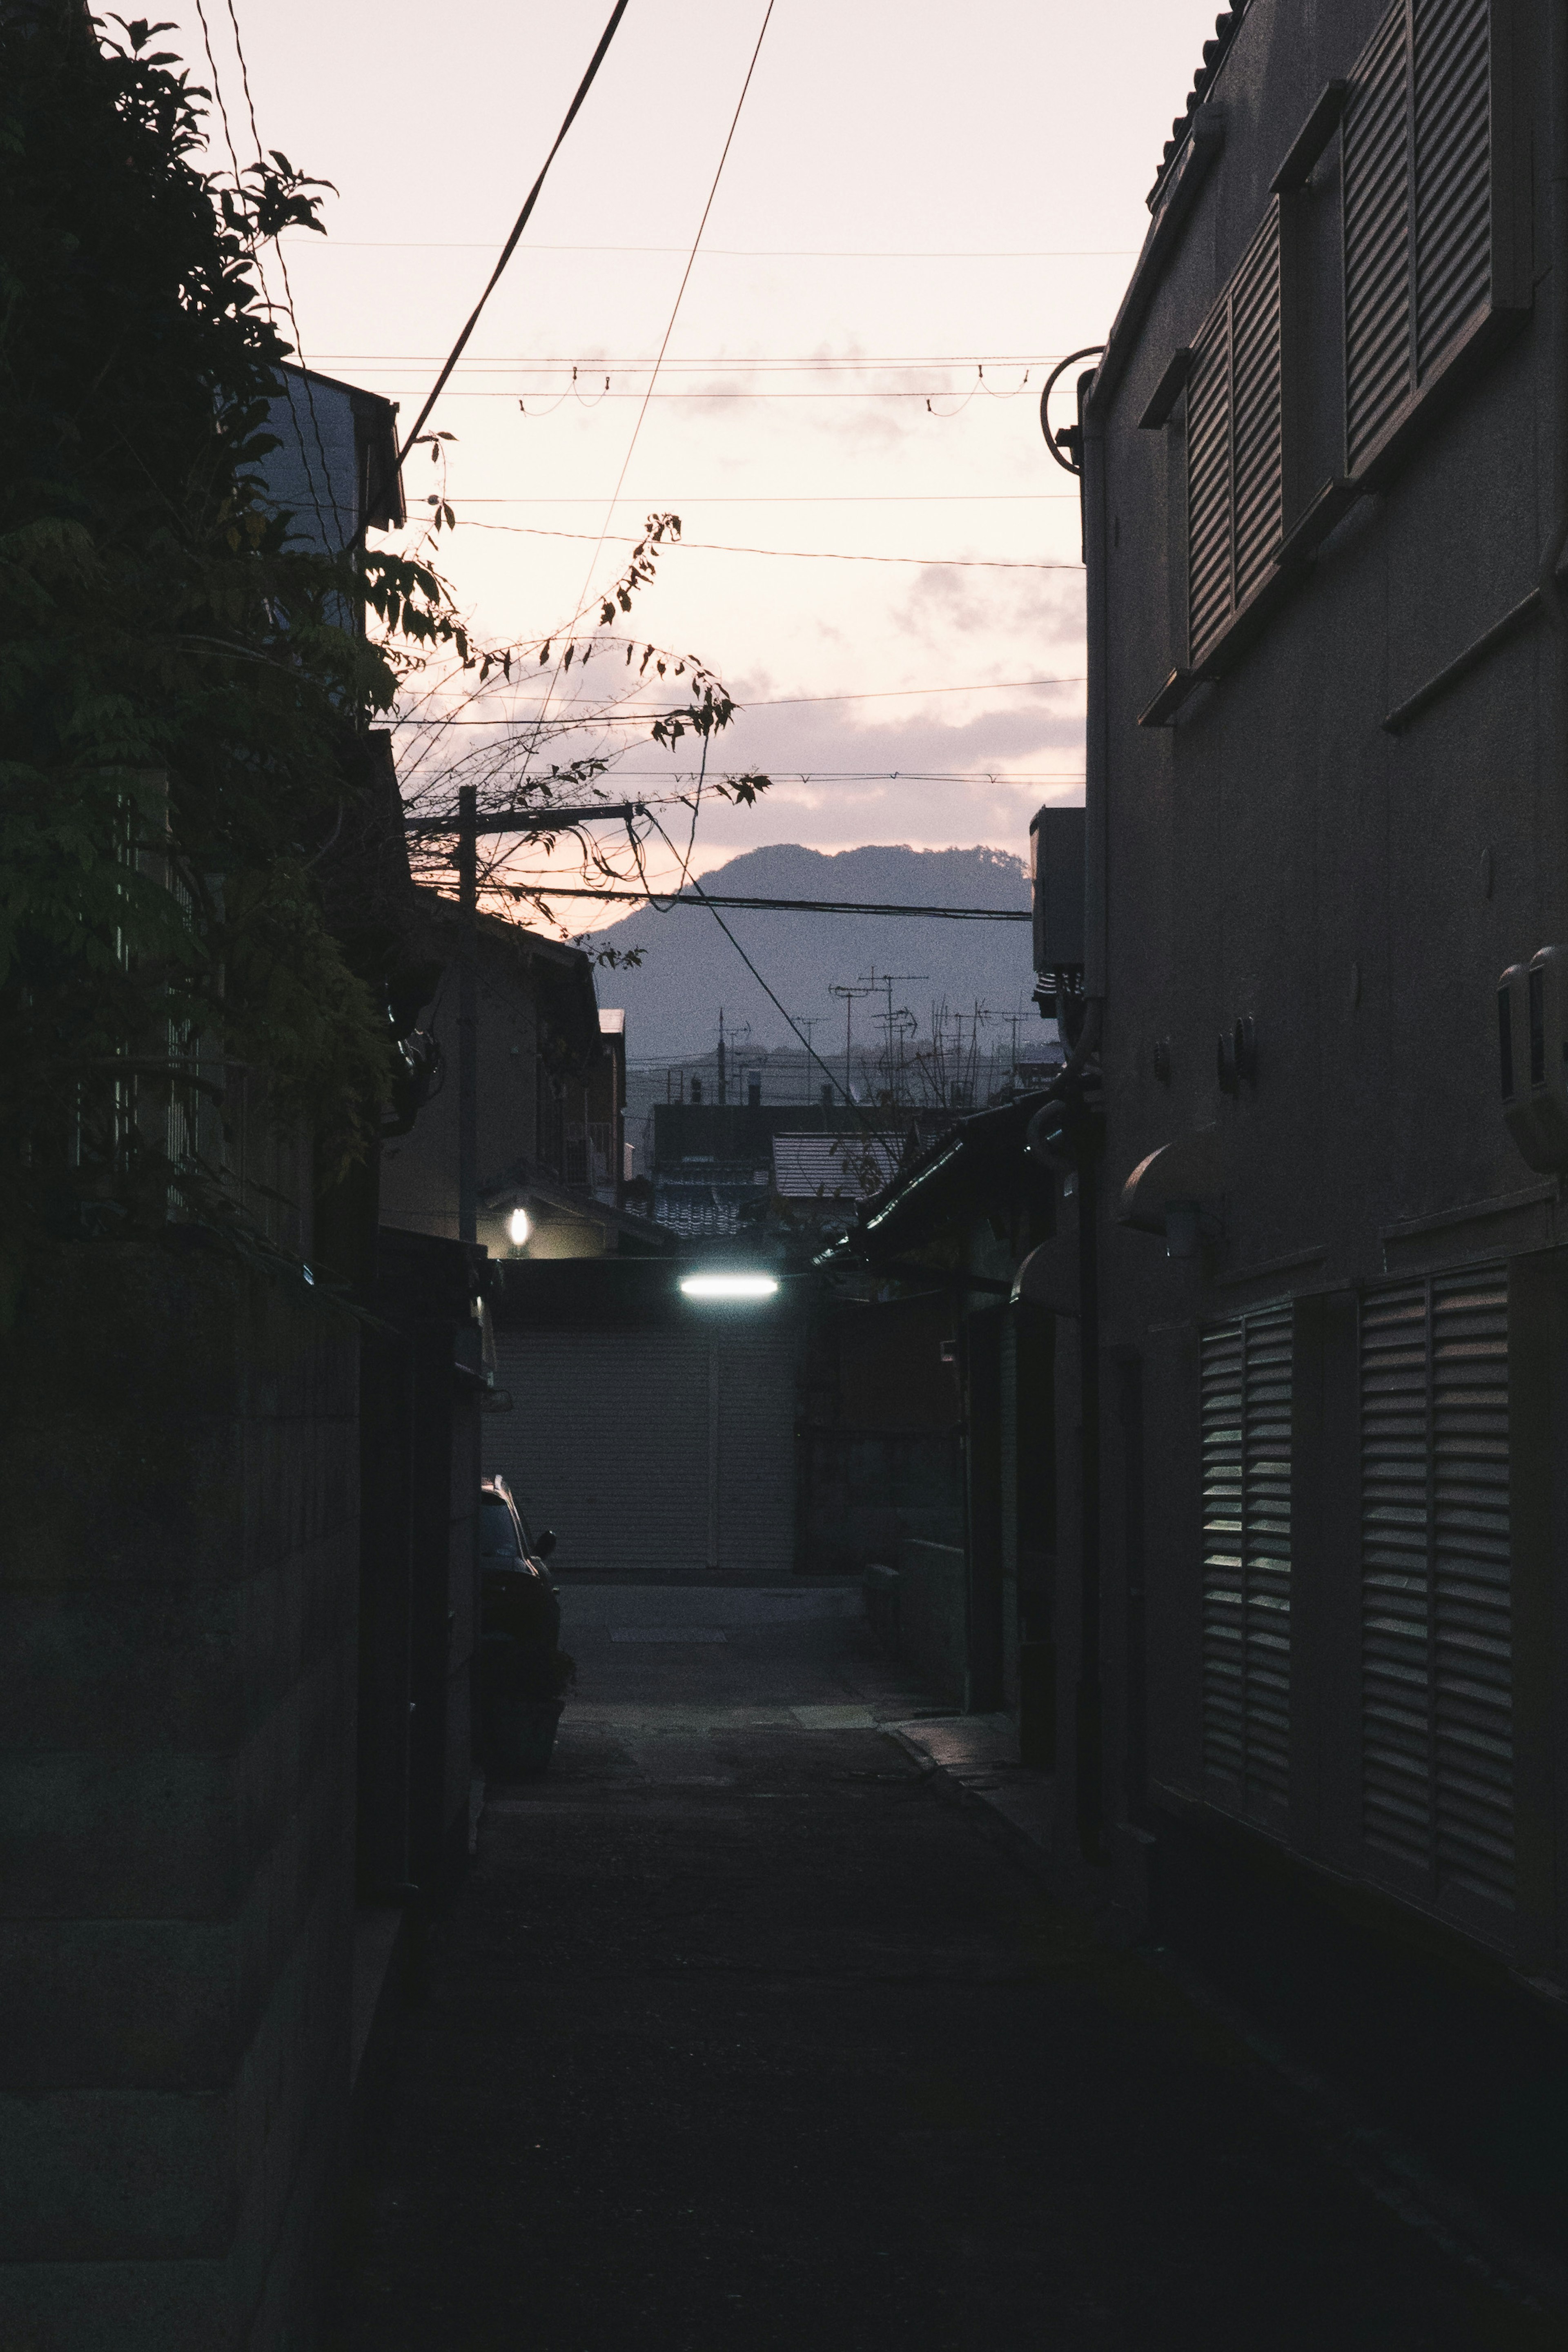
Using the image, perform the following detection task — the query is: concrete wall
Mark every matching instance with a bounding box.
[0,1246,361,2349]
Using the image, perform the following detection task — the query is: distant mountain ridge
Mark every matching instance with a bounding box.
[582,842,1035,1062]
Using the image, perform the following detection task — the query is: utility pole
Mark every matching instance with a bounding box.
[791,1017,817,1103]
[457,784,477,1245]
[717,1007,726,1107]
[425,795,637,1246]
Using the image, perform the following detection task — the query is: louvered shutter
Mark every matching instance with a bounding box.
[1414,0,1494,374]
[1187,307,1233,668]
[1200,1301,1293,1820]
[1344,4,1413,476]
[1187,207,1285,669]
[1344,0,1516,482]
[1359,1267,1514,1916]
[1231,211,1287,610]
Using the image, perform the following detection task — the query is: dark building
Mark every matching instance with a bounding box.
[1054,0,1567,2102]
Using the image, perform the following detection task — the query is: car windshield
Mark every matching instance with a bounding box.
[479,1497,521,1558]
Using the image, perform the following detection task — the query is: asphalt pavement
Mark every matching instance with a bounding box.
[327,1586,1558,2352]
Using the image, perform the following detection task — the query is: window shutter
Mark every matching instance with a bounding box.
[1343,4,1413,476]
[1360,1267,1513,1914]
[1200,1301,1293,1819]
[1231,211,1287,611]
[1344,0,1518,482]
[1414,0,1495,373]
[1187,206,1286,669]
[1186,307,1233,668]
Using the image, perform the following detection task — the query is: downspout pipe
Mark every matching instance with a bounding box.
[1076,368,1109,1863]
[1542,0,1568,933]
[1080,372,1111,1009]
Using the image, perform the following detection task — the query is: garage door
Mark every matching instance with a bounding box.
[486,1325,798,1578]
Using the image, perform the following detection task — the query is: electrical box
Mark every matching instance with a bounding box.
[1030,805,1086,976]
[1498,946,1568,1172]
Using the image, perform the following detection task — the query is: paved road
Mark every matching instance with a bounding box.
[328,1588,1553,2352]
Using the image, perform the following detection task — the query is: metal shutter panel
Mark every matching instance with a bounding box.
[1344,1,1414,476]
[1359,1269,1514,1912]
[1200,1319,1246,1782]
[1360,1281,1432,1872]
[1187,304,1234,668]
[1430,1269,1512,1903]
[488,1331,711,1576]
[715,1327,798,1580]
[1200,1302,1293,1817]
[1414,0,1493,377]
[1231,207,1285,612]
[1241,1303,1294,1802]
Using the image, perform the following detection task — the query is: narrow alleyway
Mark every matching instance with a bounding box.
[329,1590,1551,2352]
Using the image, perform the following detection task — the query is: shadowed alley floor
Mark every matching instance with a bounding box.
[328,1587,1554,2351]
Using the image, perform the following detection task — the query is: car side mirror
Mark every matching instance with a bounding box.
[535,1529,557,1559]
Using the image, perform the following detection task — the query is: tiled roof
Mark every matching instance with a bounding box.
[1147,4,1253,208]
[771,1133,904,1202]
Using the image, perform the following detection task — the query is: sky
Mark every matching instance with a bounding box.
[147,0,1224,911]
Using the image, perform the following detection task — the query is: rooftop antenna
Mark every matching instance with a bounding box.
[862,968,925,1104]
[830,979,876,1110]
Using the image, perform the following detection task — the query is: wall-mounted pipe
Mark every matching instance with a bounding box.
[1545,0,1568,932]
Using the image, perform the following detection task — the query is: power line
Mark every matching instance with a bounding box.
[535,0,777,769]
[383,493,1078,505]
[310,351,1077,369]
[396,675,1085,726]
[283,240,1137,259]
[526,0,780,795]
[455,521,1082,569]
[425,767,1088,783]
[499,886,1030,920]
[638,807,884,1132]
[372,0,634,525]
[430,388,1041,401]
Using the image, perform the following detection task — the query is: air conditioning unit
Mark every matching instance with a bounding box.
[1498,947,1568,1172]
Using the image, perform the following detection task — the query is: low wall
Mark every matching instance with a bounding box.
[802,1431,963,1578]
[0,1245,361,2350]
[864,1541,968,1707]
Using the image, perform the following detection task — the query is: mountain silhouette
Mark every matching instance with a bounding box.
[582,842,1036,1062]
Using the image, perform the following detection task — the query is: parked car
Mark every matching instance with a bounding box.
[477,1476,570,1777]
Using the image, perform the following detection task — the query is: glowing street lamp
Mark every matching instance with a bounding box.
[507,1207,531,1248]
[678,1272,779,1303]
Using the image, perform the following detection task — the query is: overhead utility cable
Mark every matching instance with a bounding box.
[503,887,1031,921]
[362,0,633,536]
[550,0,777,665]
[194,0,336,539]
[637,808,883,1134]
[457,521,1081,569]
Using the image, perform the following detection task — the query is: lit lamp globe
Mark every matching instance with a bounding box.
[507,1207,531,1250]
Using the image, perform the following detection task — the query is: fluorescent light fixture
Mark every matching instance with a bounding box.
[679,1272,780,1302]
[507,1207,531,1247]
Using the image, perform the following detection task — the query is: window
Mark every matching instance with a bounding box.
[1187,203,1292,669]
[1343,0,1525,482]
[1360,1268,1514,1913]
[1200,1301,1294,1820]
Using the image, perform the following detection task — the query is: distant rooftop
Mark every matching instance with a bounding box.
[772,1133,904,1203]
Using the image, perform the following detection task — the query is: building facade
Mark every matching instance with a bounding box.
[1071,0,1568,1995]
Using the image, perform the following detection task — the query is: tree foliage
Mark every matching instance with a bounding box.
[0,6,463,1285]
